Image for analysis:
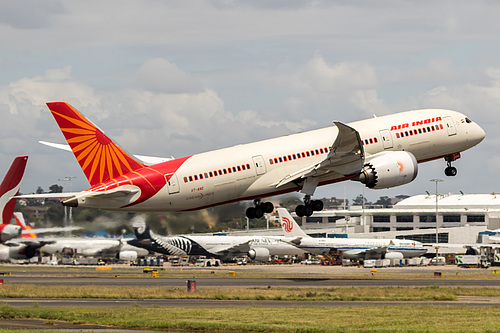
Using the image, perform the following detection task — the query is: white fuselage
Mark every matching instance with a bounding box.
[295,237,427,258]
[74,109,485,211]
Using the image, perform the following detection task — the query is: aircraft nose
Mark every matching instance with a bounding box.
[470,122,486,146]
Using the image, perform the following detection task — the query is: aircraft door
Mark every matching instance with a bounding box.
[165,173,180,194]
[252,155,267,176]
[444,116,457,136]
[379,129,393,149]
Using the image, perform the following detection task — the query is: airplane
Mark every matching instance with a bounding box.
[38,236,149,261]
[276,208,427,260]
[129,215,305,261]
[0,216,149,262]
[22,102,485,218]
[0,156,28,242]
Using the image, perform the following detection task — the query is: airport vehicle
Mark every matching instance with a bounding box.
[130,216,305,261]
[0,156,27,242]
[277,208,427,260]
[456,255,490,268]
[195,256,222,267]
[23,102,484,218]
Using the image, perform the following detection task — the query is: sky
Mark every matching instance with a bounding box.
[0,0,499,204]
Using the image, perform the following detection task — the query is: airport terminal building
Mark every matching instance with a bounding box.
[299,193,500,244]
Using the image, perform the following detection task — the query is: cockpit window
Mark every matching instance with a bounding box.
[465,117,472,123]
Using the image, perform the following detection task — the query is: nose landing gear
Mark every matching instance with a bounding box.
[444,153,459,177]
[245,199,274,219]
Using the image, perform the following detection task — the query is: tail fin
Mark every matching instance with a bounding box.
[276,208,310,238]
[0,156,28,224]
[46,102,145,186]
[132,215,152,239]
[14,212,37,238]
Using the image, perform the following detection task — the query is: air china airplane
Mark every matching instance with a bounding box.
[277,208,427,260]
[27,102,484,218]
[130,216,305,261]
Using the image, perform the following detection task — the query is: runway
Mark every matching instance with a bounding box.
[4,275,500,288]
[2,264,500,288]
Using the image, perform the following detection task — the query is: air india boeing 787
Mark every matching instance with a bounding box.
[26,102,484,218]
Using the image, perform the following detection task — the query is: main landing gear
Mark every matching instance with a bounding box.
[444,153,459,177]
[245,199,274,219]
[295,195,324,217]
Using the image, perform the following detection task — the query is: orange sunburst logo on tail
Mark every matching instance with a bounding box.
[46,102,145,186]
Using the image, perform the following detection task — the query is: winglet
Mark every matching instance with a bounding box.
[46,102,145,186]
[276,208,310,238]
[0,156,28,224]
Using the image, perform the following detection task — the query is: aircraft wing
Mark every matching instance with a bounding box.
[210,240,252,256]
[15,192,79,199]
[39,141,174,165]
[276,121,364,188]
[343,245,390,257]
[21,226,82,235]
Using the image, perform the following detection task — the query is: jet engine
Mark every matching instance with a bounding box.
[383,252,404,260]
[248,248,270,261]
[354,151,418,189]
[118,250,138,261]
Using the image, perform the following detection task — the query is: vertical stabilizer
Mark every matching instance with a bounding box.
[0,156,28,224]
[46,102,144,186]
[14,212,36,238]
[276,208,310,238]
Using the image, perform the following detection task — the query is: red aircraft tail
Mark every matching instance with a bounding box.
[46,102,144,186]
[0,156,28,224]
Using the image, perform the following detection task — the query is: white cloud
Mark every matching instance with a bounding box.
[135,58,203,93]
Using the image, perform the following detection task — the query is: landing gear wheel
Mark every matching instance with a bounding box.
[295,205,306,217]
[246,200,273,219]
[304,205,314,217]
[261,202,274,214]
[445,166,457,177]
[310,200,324,211]
[246,207,256,219]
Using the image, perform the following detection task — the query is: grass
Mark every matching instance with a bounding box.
[1,304,500,332]
[0,284,500,301]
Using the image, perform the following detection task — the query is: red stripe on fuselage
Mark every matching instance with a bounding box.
[88,156,192,207]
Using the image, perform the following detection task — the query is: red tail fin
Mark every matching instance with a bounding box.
[0,156,28,224]
[46,102,145,186]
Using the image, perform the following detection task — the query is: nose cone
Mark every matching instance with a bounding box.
[469,122,486,147]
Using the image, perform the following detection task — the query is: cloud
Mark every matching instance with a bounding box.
[0,0,64,29]
[135,58,203,94]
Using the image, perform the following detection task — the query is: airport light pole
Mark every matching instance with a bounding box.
[430,179,443,260]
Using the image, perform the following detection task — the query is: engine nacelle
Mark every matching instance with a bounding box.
[118,250,138,261]
[384,252,404,260]
[248,247,270,261]
[354,151,418,189]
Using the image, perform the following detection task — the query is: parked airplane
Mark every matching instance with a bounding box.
[0,156,28,242]
[25,102,484,218]
[130,216,305,261]
[38,237,148,261]
[0,211,147,262]
[277,208,427,260]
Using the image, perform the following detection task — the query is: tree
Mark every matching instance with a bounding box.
[49,184,63,193]
[36,186,44,194]
[374,196,392,208]
[352,195,368,206]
